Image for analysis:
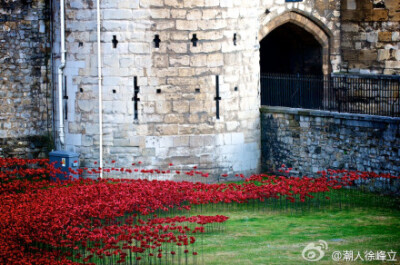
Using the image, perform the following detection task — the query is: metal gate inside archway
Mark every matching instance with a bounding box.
[259,22,325,109]
[259,16,400,117]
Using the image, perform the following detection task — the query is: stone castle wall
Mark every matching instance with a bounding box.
[57,0,343,176]
[0,0,52,158]
[61,0,261,175]
[1,0,398,174]
[341,0,400,74]
[261,106,400,176]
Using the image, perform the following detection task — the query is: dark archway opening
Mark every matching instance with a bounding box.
[260,23,323,75]
[260,23,324,108]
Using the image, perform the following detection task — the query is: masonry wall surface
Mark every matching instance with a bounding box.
[341,0,400,74]
[55,0,345,177]
[59,0,262,177]
[0,0,52,158]
[261,106,400,176]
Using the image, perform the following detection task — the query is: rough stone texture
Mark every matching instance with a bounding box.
[341,0,400,74]
[52,0,346,177]
[1,0,399,173]
[0,0,52,158]
[261,106,400,176]
[56,0,264,176]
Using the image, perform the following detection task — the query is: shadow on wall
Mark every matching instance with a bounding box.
[0,0,33,11]
[0,135,53,159]
[260,114,288,173]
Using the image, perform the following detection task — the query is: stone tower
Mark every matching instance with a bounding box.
[2,0,398,175]
[50,0,398,177]
[53,0,351,176]
[58,0,262,176]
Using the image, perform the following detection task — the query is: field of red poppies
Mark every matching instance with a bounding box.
[1,158,399,265]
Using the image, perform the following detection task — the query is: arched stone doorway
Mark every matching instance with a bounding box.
[260,23,323,75]
[259,12,332,108]
[259,11,332,75]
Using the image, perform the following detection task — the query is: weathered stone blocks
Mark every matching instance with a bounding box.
[2,0,397,179]
[0,0,51,157]
[261,106,400,176]
[341,0,400,74]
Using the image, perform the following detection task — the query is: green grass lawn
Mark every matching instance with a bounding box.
[193,190,400,265]
[67,188,400,265]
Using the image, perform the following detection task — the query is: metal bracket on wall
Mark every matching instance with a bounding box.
[63,76,68,120]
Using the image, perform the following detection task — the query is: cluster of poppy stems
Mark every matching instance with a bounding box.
[1,158,398,265]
